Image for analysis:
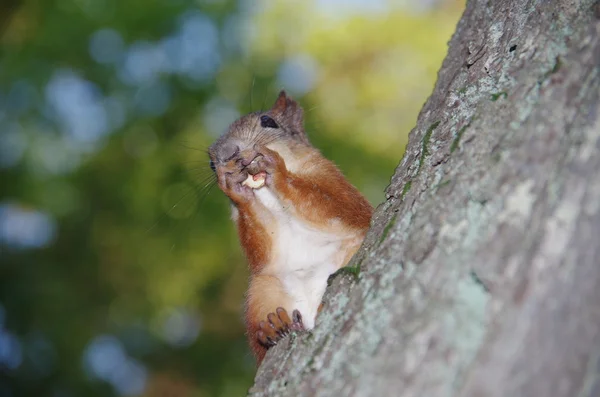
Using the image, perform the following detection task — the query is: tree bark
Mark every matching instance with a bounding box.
[249,1,600,396]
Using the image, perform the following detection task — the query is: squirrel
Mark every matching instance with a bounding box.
[208,91,373,364]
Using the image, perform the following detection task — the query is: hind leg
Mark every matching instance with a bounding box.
[245,274,305,364]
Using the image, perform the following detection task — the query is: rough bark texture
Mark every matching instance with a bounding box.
[249,1,600,396]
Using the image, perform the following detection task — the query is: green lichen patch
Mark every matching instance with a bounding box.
[401,180,412,200]
[458,86,467,94]
[550,56,562,74]
[342,265,361,278]
[546,56,562,77]
[379,214,398,245]
[539,56,562,83]
[436,179,452,191]
[469,270,490,293]
[490,91,507,101]
[418,121,441,171]
[327,262,361,286]
[451,123,470,153]
[491,152,502,163]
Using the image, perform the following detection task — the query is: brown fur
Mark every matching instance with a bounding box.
[236,203,272,273]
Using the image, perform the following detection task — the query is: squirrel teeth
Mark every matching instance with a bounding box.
[242,172,266,189]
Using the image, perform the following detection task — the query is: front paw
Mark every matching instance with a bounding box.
[218,170,254,204]
[256,307,305,348]
[246,146,287,184]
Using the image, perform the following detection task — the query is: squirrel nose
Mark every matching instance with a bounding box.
[239,151,259,167]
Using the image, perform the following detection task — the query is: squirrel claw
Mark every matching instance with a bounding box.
[290,309,304,332]
[257,307,305,349]
[257,330,277,347]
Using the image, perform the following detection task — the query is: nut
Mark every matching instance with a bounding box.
[242,172,266,189]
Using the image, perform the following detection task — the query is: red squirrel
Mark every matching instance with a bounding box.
[208,91,373,364]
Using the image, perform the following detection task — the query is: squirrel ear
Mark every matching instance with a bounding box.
[270,90,308,142]
[272,90,290,115]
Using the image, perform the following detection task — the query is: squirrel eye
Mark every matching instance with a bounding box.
[260,115,279,129]
[209,159,216,172]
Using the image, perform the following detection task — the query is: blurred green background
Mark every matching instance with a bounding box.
[0,1,463,396]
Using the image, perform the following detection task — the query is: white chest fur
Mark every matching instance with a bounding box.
[254,187,348,329]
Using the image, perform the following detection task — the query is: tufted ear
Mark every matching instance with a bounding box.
[270,90,309,143]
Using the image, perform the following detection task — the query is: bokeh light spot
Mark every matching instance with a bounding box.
[45,70,109,145]
[133,81,172,116]
[0,329,23,370]
[160,307,201,348]
[89,29,125,65]
[0,203,56,249]
[0,123,27,169]
[277,55,320,96]
[83,335,148,396]
[202,97,240,138]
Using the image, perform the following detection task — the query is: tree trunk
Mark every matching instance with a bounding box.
[249,1,600,396]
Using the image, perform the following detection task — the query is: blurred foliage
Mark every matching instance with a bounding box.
[0,0,464,396]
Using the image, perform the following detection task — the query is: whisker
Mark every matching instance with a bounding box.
[182,161,213,167]
[190,173,218,187]
[177,143,210,152]
[250,75,256,111]
[186,167,213,173]
[246,114,263,144]
[165,176,218,252]
[196,178,217,206]
[254,130,289,147]
[145,184,201,235]
[261,80,276,112]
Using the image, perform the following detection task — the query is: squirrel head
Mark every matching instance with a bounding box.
[208,90,309,172]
